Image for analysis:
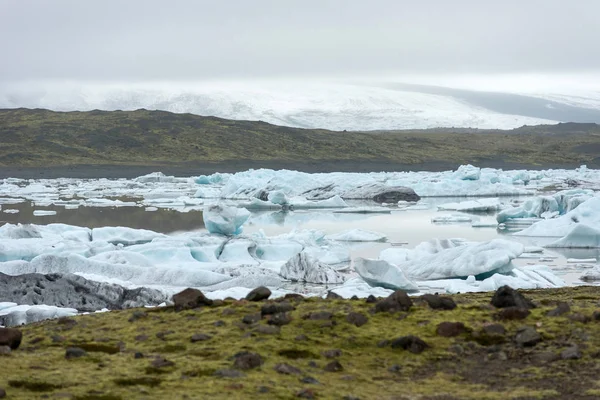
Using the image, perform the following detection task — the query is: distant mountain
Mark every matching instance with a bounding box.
[1,108,599,170]
[0,80,574,131]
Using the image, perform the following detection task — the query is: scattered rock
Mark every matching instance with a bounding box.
[128,311,148,322]
[301,376,320,384]
[365,295,377,304]
[214,320,226,327]
[65,347,87,359]
[390,335,429,354]
[482,323,506,336]
[491,286,535,309]
[0,346,11,355]
[257,386,270,393]
[374,290,412,313]
[172,288,213,311]
[284,293,305,302]
[569,313,591,323]
[592,310,600,321]
[296,388,316,399]
[150,356,175,369]
[346,312,368,327]
[561,346,582,360]
[531,352,559,364]
[134,352,144,359]
[388,364,401,373]
[261,301,295,316]
[514,326,542,347]
[255,325,280,335]
[246,286,271,301]
[436,322,467,337]
[324,360,344,372]
[496,307,530,320]
[190,333,212,343]
[0,388,4,398]
[547,302,570,317]
[242,313,261,325]
[268,312,292,326]
[274,363,302,375]
[0,327,22,350]
[322,349,342,358]
[421,294,457,310]
[233,352,264,370]
[135,334,149,342]
[326,291,343,300]
[295,334,308,341]
[155,330,174,340]
[214,369,245,378]
[377,340,390,348]
[303,311,333,320]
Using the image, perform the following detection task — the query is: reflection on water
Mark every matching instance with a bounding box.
[0,201,205,233]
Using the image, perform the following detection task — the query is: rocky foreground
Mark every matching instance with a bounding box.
[1,286,600,400]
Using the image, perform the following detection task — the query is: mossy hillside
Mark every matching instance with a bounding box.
[1,286,600,399]
[1,108,600,168]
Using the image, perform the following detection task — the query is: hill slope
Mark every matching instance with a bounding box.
[1,108,600,170]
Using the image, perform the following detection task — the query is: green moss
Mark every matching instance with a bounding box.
[1,286,599,399]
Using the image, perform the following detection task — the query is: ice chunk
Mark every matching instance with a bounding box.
[515,197,600,237]
[580,266,600,282]
[33,210,57,216]
[239,198,282,210]
[135,172,178,183]
[545,224,600,248]
[254,240,303,261]
[381,239,523,280]
[431,214,472,223]
[267,190,289,205]
[329,277,394,299]
[326,229,387,242]
[3,209,19,214]
[91,226,165,245]
[353,257,418,291]
[340,183,420,203]
[218,239,258,264]
[203,204,251,235]
[454,164,481,181]
[438,198,501,212]
[290,195,348,209]
[0,304,78,327]
[280,251,345,284]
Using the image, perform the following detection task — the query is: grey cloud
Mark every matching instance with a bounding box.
[1,0,599,81]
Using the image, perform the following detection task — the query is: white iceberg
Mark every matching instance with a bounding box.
[545,224,600,248]
[325,229,387,242]
[280,251,345,284]
[353,257,418,291]
[203,204,251,235]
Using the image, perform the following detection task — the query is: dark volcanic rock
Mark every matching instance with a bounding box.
[274,363,302,375]
[491,286,535,309]
[245,286,272,302]
[346,312,368,327]
[0,327,22,350]
[561,346,582,360]
[255,325,280,335]
[322,349,342,358]
[365,295,377,304]
[304,311,333,321]
[0,346,11,355]
[436,322,467,337]
[390,335,429,354]
[326,291,343,300]
[496,307,530,320]
[0,272,167,317]
[324,360,344,372]
[172,288,213,311]
[341,183,420,203]
[375,290,413,313]
[214,369,245,378]
[421,294,457,310]
[261,301,295,316]
[547,302,570,317]
[514,326,542,347]
[268,312,292,326]
[0,388,5,398]
[233,352,264,370]
[242,313,261,325]
[190,333,212,342]
[65,347,87,359]
[150,356,175,369]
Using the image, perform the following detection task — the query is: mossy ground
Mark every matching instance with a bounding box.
[1,108,600,168]
[2,286,600,399]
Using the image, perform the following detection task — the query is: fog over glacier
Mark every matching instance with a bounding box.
[1,0,600,129]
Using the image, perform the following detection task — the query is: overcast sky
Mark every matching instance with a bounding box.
[1,0,599,82]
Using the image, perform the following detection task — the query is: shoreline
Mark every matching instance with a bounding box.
[0,160,587,179]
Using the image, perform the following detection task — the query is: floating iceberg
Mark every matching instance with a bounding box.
[545,224,600,248]
[381,238,523,280]
[203,204,251,235]
[325,229,387,242]
[353,257,418,291]
[280,251,345,284]
[497,189,594,223]
[438,198,502,212]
